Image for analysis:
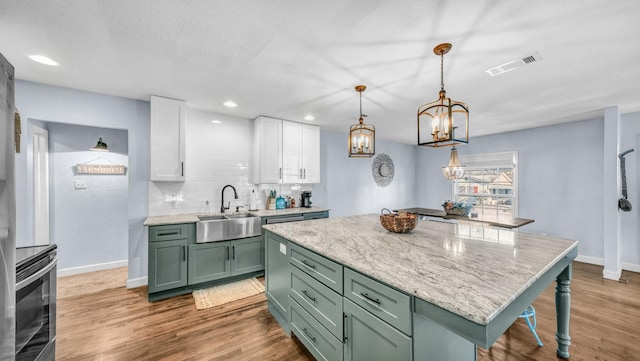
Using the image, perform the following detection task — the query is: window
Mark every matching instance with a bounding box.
[454,151,517,219]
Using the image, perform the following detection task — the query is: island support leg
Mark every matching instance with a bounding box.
[555,264,572,358]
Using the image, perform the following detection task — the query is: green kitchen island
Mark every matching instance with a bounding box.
[263,214,577,361]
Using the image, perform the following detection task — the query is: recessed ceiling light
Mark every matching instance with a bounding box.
[304,115,315,121]
[28,55,58,66]
[211,120,222,124]
[223,101,237,108]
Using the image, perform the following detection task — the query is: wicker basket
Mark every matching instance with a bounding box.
[380,209,417,233]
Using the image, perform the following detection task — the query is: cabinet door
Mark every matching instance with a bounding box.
[231,236,264,275]
[301,124,320,183]
[265,233,290,324]
[253,116,282,183]
[150,96,186,181]
[148,239,188,293]
[188,242,231,285]
[343,298,412,361]
[282,120,302,183]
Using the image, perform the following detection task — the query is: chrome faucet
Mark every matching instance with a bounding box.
[221,184,238,213]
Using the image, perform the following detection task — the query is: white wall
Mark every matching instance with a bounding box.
[47,123,128,270]
[15,80,149,281]
[312,130,417,217]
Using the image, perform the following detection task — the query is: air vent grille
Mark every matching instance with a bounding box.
[486,52,543,76]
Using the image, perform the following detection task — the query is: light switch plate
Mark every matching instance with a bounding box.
[279,243,286,255]
[74,180,87,189]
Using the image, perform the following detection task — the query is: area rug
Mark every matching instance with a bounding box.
[192,278,265,310]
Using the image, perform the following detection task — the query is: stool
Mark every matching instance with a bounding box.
[519,305,543,346]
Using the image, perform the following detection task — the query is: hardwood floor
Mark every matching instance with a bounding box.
[57,262,640,360]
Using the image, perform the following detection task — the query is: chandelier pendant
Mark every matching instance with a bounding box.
[417,43,469,148]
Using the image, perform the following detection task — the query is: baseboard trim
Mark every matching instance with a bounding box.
[575,255,604,266]
[575,255,640,274]
[126,277,148,289]
[622,262,640,273]
[58,260,128,277]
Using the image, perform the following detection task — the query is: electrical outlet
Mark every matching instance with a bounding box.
[74,180,87,189]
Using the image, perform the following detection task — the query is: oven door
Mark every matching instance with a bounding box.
[15,255,57,361]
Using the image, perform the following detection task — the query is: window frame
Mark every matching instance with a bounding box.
[452,151,518,218]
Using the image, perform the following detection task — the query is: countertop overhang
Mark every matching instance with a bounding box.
[143,207,331,226]
[263,214,578,326]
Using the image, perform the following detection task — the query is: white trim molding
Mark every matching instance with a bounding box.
[126,277,148,289]
[58,259,127,277]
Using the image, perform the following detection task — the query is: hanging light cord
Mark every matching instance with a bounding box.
[359,90,364,123]
[440,51,445,91]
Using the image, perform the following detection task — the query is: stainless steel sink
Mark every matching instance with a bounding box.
[224,213,254,219]
[197,215,227,221]
[196,214,262,243]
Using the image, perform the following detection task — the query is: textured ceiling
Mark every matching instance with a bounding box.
[1,0,639,144]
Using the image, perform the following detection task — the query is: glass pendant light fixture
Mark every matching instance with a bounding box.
[442,146,465,180]
[417,43,469,148]
[348,85,375,158]
[90,137,108,151]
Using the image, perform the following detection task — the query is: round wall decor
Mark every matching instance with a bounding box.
[372,153,394,187]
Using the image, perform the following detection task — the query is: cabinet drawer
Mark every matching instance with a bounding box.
[290,296,344,361]
[149,224,190,242]
[304,211,329,220]
[290,243,343,294]
[344,298,412,361]
[290,266,343,340]
[344,268,411,336]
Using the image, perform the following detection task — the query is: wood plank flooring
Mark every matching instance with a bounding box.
[57,262,640,360]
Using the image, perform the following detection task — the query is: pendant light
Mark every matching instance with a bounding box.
[417,43,469,148]
[90,137,108,152]
[442,146,465,180]
[348,85,375,158]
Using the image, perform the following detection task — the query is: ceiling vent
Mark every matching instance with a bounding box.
[486,52,543,76]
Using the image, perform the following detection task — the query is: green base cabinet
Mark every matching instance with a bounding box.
[232,236,265,275]
[343,298,412,361]
[188,242,231,284]
[265,232,290,332]
[148,224,193,293]
[148,223,263,301]
[189,236,264,285]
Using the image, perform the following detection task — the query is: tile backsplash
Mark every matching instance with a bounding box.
[148,109,310,216]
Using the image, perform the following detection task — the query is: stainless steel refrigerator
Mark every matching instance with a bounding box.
[0,51,16,361]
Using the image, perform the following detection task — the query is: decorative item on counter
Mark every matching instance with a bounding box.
[379,208,417,233]
[291,198,296,208]
[442,199,474,216]
[275,196,285,209]
[266,190,276,210]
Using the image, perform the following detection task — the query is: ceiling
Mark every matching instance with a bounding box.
[1,0,639,144]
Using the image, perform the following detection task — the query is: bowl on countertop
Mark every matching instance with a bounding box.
[380,208,418,233]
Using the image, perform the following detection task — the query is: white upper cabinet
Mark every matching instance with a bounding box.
[252,116,283,184]
[301,124,320,183]
[253,116,320,184]
[282,121,302,183]
[150,96,186,181]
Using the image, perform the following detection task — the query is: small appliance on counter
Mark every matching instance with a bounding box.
[301,191,312,208]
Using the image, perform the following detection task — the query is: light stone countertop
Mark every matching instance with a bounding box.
[143,207,330,226]
[263,214,578,325]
